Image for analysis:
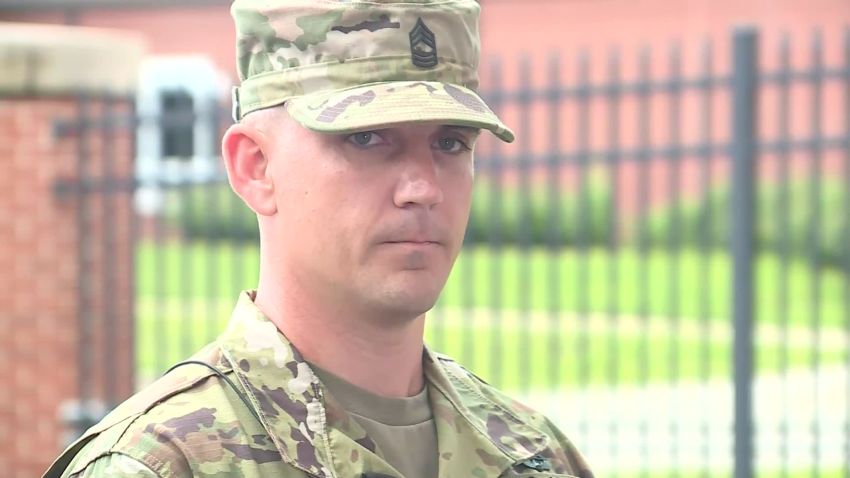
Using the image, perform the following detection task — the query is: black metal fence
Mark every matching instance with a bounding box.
[66,26,849,478]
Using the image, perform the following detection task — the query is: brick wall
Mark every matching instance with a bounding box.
[0,98,80,477]
[0,23,143,477]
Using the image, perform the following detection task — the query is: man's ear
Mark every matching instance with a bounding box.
[221,122,278,216]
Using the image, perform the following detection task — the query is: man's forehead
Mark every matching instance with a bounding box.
[245,104,484,138]
[441,125,481,136]
[363,123,481,136]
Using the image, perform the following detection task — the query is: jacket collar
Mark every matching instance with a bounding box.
[217,291,334,478]
[423,349,551,475]
[217,291,550,477]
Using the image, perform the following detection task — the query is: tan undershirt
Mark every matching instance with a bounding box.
[310,364,438,478]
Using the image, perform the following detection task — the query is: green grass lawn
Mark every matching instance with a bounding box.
[135,242,848,390]
[138,242,849,328]
[442,246,848,329]
[135,295,844,391]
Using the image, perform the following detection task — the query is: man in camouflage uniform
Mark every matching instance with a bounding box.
[45,1,593,477]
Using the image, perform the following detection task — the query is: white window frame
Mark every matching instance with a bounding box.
[135,55,229,214]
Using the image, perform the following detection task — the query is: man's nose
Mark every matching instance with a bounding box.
[392,151,444,209]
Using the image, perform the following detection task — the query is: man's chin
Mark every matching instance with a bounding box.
[381,295,439,320]
[366,286,442,321]
[350,267,448,317]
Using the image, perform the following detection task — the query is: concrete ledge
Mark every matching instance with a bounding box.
[0,22,145,95]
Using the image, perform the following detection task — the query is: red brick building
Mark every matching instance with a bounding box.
[3,0,847,91]
[3,0,847,181]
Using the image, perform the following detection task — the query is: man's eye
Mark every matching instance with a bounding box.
[434,137,470,154]
[347,131,383,147]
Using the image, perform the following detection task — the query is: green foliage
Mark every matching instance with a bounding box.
[171,171,617,247]
[466,168,614,247]
[167,174,847,273]
[165,182,259,241]
[642,178,848,270]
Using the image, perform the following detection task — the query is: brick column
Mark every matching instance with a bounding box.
[0,23,144,478]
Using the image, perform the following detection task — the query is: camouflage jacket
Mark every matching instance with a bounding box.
[46,292,593,478]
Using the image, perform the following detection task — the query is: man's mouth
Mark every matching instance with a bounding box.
[385,240,439,245]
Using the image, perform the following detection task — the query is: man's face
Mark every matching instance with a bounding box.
[262,110,478,321]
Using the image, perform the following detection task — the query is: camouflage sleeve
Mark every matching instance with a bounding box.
[66,453,162,478]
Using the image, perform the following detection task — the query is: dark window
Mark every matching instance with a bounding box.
[160,90,194,159]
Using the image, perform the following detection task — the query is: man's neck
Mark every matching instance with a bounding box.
[253,285,427,398]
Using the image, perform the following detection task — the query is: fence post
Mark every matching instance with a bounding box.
[731,26,758,478]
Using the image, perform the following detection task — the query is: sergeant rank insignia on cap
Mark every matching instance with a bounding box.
[409,18,438,68]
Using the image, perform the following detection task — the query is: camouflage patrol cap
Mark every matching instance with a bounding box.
[231,0,515,142]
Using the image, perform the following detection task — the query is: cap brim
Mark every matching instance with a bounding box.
[285,81,514,143]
